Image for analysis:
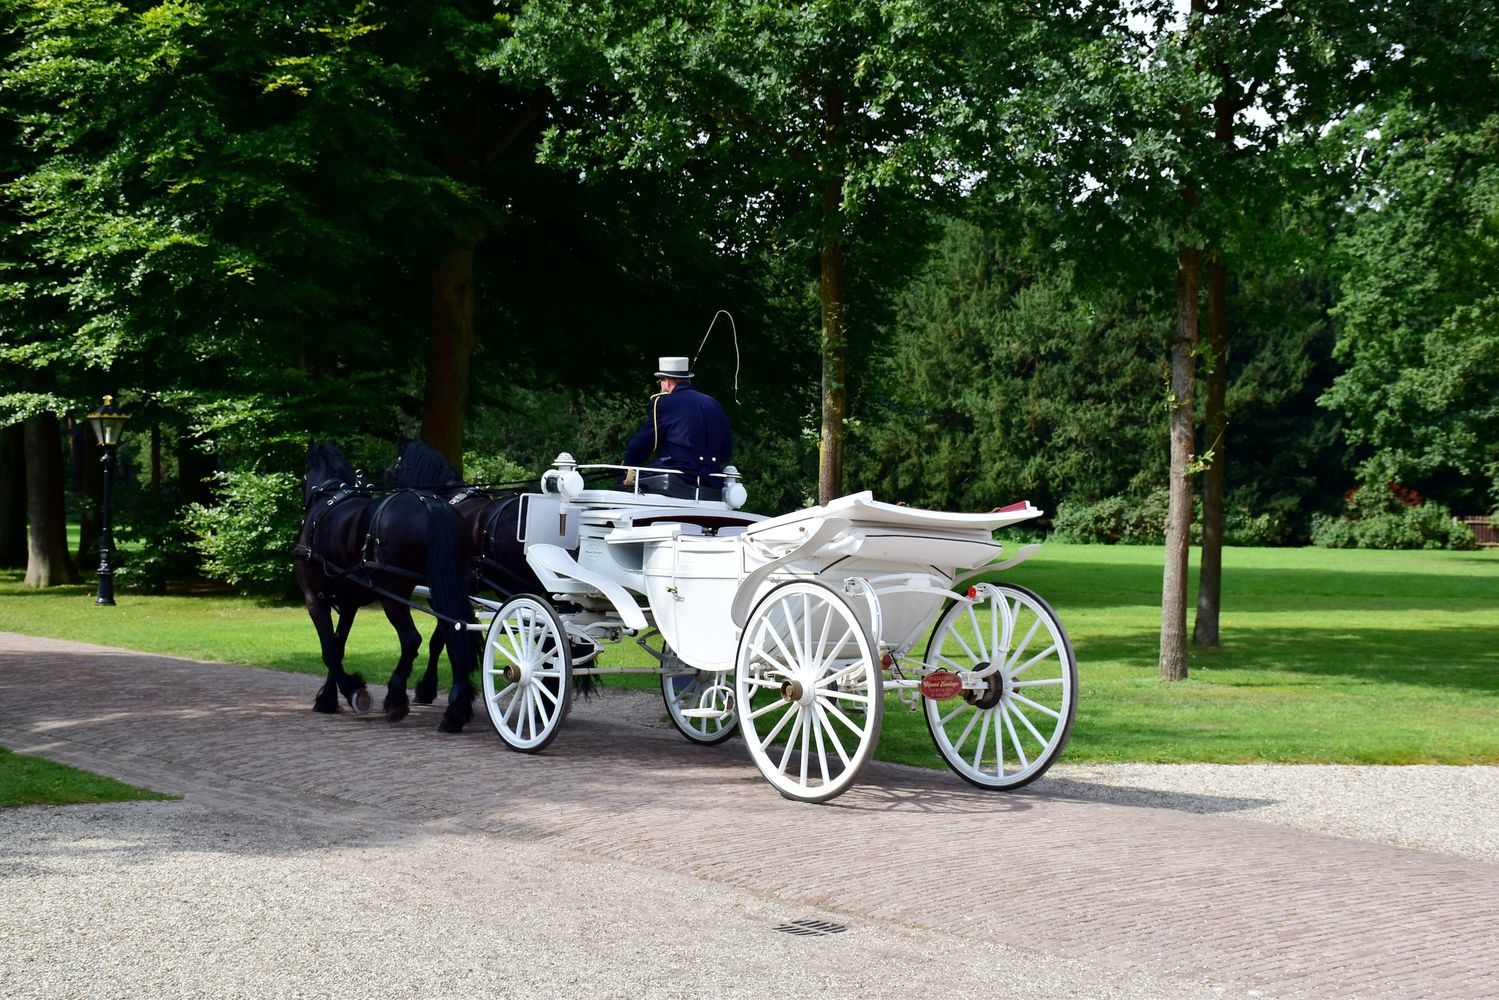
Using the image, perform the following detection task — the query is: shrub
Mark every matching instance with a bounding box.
[182,470,303,591]
[1311,485,1477,550]
[1052,489,1170,544]
[463,451,532,488]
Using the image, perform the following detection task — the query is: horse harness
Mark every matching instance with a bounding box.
[294,482,444,589]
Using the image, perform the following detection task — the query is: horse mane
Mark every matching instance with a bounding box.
[305,440,358,487]
[387,436,463,491]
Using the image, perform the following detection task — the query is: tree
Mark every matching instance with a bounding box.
[503,0,1095,503]
[1321,5,1499,515]
[850,216,1167,515]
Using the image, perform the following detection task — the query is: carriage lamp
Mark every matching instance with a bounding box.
[720,466,747,510]
[85,395,130,606]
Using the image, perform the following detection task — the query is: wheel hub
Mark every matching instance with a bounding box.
[503,663,524,685]
[963,664,1006,710]
[781,679,804,703]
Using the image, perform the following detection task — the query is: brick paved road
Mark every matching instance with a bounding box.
[2,632,1495,998]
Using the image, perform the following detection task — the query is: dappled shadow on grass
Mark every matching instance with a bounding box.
[1067,621,1499,695]
[1032,563,1499,613]
[1191,626,1499,693]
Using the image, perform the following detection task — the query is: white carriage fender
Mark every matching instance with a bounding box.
[525,542,649,631]
[729,516,853,628]
[952,544,1043,591]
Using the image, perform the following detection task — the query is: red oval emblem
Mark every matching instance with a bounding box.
[920,670,965,701]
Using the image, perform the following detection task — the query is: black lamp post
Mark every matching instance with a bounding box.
[86,395,130,606]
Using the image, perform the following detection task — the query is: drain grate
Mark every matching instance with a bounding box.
[774,919,848,937]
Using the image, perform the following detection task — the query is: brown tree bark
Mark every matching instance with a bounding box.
[421,240,477,475]
[1193,257,1229,647]
[818,186,848,507]
[23,412,78,587]
[0,423,26,567]
[816,85,848,506]
[74,421,101,569]
[1160,244,1200,681]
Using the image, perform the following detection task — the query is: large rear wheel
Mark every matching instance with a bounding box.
[481,595,573,752]
[734,580,882,803]
[923,583,1076,789]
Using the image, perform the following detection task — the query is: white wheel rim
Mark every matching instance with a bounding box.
[923,585,1075,788]
[481,597,570,751]
[735,582,882,802]
[663,670,737,744]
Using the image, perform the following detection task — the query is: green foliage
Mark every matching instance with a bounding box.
[1311,485,1478,551]
[1319,9,1499,514]
[1051,490,1171,545]
[182,470,302,591]
[848,218,1167,515]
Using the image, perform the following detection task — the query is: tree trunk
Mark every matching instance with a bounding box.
[1193,257,1229,647]
[0,423,26,567]
[421,240,477,476]
[1160,244,1200,681]
[73,420,101,569]
[23,412,78,587]
[816,85,848,506]
[818,191,847,506]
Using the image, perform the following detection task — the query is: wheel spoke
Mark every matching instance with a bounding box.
[757,700,798,750]
[1010,642,1060,680]
[818,698,868,743]
[747,698,788,722]
[989,600,1000,665]
[812,604,836,673]
[971,710,992,770]
[811,707,831,785]
[534,679,560,708]
[777,710,804,775]
[1009,698,1050,746]
[965,604,989,662]
[1001,702,1030,769]
[1012,692,1062,719]
[1004,618,1045,673]
[948,626,982,668]
[1012,677,1064,688]
[817,659,867,690]
[814,703,852,767]
[951,704,983,754]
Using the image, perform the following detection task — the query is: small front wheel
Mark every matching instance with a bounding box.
[734,580,883,802]
[662,665,738,745]
[923,583,1076,789]
[481,595,573,752]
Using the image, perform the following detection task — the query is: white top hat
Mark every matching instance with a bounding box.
[654,356,694,379]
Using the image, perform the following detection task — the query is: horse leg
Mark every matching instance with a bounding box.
[414,630,443,705]
[437,628,478,733]
[310,602,366,713]
[381,599,422,723]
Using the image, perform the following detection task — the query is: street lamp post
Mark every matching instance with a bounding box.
[86,395,130,606]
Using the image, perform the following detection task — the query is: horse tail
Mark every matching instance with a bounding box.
[423,500,477,689]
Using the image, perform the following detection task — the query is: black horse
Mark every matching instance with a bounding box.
[385,438,543,695]
[294,441,479,731]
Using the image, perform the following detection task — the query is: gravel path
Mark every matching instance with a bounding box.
[585,685,1499,864]
[3,633,1496,998]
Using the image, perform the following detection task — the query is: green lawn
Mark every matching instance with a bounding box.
[0,746,175,807]
[2,544,1496,766]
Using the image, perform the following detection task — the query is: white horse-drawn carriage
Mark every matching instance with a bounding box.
[469,453,1077,803]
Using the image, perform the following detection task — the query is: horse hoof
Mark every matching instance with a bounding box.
[437,718,463,734]
[349,687,372,715]
[413,696,435,706]
[385,704,410,724]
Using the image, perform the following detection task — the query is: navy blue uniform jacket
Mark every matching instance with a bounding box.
[623,384,732,484]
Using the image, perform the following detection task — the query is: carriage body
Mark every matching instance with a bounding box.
[478,456,1078,802]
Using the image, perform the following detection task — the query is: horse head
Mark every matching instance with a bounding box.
[386,436,464,492]
[303,440,358,507]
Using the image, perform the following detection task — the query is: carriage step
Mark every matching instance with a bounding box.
[679,707,733,720]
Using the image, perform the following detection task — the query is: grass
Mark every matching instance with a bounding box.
[2,544,1497,767]
[0,746,175,808]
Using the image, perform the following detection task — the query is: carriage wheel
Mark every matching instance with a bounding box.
[734,581,883,803]
[662,665,738,746]
[481,595,573,753]
[923,583,1076,790]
